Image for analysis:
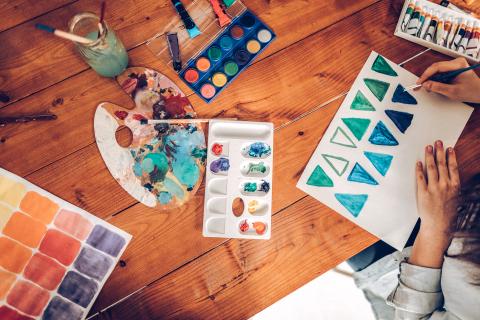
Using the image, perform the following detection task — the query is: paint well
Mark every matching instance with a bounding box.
[20,191,59,224]
[195,57,211,72]
[246,39,261,54]
[219,36,233,50]
[0,269,16,300]
[184,68,199,83]
[54,209,93,241]
[42,296,84,320]
[86,225,126,257]
[224,61,239,76]
[0,175,27,207]
[212,72,228,87]
[7,280,50,317]
[3,212,47,248]
[230,25,244,39]
[210,157,230,174]
[200,83,216,99]
[24,253,66,290]
[0,237,32,273]
[58,271,98,308]
[74,247,113,281]
[207,46,222,61]
[240,13,256,28]
[257,29,272,43]
[39,229,81,266]
[234,49,251,65]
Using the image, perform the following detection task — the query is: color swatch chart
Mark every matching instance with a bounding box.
[0,168,131,320]
[180,10,275,102]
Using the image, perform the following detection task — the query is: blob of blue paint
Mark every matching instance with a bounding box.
[172,156,199,188]
[243,142,271,158]
[163,178,185,199]
[158,192,173,204]
[210,158,230,173]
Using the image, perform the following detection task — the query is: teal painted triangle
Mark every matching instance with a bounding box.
[322,154,349,176]
[330,127,357,148]
[364,151,393,176]
[341,118,371,141]
[364,78,390,102]
[368,121,399,146]
[348,163,379,185]
[372,55,398,77]
[335,193,368,218]
[307,165,334,187]
[350,91,376,111]
[385,109,413,134]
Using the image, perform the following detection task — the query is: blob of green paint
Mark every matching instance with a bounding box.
[364,78,390,102]
[306,165,333,187]
[172,156,199,188]
[248,162,267,174]
[371,55,398,77]
[145,152,169,179]
[244,183,258,192]
[350,91,375,111]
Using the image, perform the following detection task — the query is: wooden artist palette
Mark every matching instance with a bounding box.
[94,67,207,209]
[203,120,273,239]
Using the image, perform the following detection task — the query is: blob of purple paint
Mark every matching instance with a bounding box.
[210,157,230,173]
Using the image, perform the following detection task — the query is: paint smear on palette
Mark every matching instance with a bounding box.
[94,67,207,209]
[392,84,418,105]
[0,168,131,320]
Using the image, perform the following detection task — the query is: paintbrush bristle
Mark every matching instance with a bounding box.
[35,23,55,33]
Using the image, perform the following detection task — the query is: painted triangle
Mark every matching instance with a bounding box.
[350,91,376,111]
[364,78,390,102]
[307,165,334,187]
[341,118,371,141]
[372,55,398,77]
[322,154,349,176]
[348,163,379,185]
[392,84,418,105]
[364,151,393,176]
[330,127,357,148]
[335,193,368,218]
[385,109,414,133]
[368,121,399,146]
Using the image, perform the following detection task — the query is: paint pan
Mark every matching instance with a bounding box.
[203,120,273,239]
[0,168,131,320]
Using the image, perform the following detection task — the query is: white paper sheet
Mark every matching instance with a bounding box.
[296,51,473,250]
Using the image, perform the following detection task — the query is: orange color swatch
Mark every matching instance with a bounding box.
[0,175,27,207]
[20,191,59,224]
[54,209,93,240]
[7,280,50,317]
[0,237,32,273]
[39,229,81,266]
[24,253,66,290]
[3,212,47,248]
[0,202,13,230]
[0,269,16,300]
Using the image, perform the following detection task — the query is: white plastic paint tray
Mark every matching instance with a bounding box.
[203,120,273,239]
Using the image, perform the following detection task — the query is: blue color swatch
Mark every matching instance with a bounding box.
[364,151,393,176]
[334,193,369,218]
[86,225,126,257]
[392,84,418,105]
[58,271,98,308]
[348,163,379,185]
[385,109,414,134]
[43,296,84,320]
[369,121,399,146]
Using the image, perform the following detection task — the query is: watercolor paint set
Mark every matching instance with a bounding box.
[0,168,131,320]
[395,0,480,62]
[203,120,273,239]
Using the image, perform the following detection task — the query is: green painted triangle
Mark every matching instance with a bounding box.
[307,165,334,187]
[341,118,371,141]
[372,55,398,77]
[364,78,390,102]
[322,154,349,176]
[330,127,357,148]
[350,91,376,111]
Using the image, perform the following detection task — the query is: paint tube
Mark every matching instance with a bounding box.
[458,21,473,54]
[406,5,422,35]
[416,7,427,37]
[466,23,480,57]
[402,0,417,31]
[424,12,438,42]
[418,9,432,38]
[441,16,452,46]
[452,19,466,50]
[447,18,460,48]
[435,15,445,45]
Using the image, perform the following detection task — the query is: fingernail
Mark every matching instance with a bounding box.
[436,140,443,147]
[426,145,433,153]
[448,147,454,154]
[417,161,422,167]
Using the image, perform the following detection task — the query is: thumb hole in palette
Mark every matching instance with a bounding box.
[115,125,133,148]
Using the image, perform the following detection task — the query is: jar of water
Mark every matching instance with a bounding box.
[69,12,128,77]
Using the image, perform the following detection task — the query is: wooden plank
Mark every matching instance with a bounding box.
[0,0,77,32]
[0,0,379,107]
[94,195,377,320]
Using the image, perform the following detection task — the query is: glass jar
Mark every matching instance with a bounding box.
[69,12,128,77]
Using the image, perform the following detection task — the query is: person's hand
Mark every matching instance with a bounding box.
[416,140,460,235]
[415,57,480,103]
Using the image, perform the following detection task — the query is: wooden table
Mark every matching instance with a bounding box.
[1,0,479,319]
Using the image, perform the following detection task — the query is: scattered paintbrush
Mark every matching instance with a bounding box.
[0,113,57,127]
[404,62,480,91]
[140,118,236,125]
[98,1,106,38]
[171,0,201,39]
[35,23,93,44]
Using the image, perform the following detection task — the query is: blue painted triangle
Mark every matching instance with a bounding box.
[364,151,393,176]
[392,84,418,105]
[335,193,368,218]
[385,109,413,134]
[348,163,379,185]
[369,121,399,146]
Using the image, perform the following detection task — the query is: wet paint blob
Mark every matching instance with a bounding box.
[208,46,222,61]
[248,200,259,213]
[234,49,251,66]
[200,84,216,99]
[239,220,249,232]
[220,36,233,50]
[196,57,211,72]
[246,39,261,54]
[210,158,230,173]
[184,69,199,83]
[230,25,244,39]
[253,222,267,235]
[257,29,272,43]
[211,143,223,156]
[242,142,272,158]
[224,61,239,76]
[240,13,256,28]
[212,72,228,87]
[232,198,245,217]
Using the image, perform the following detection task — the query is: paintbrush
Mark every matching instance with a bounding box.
[98,1,106,38]
[140,118,236,125]
[404,62,480,91]
[0,114,57,127]
[36,23,94,44]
